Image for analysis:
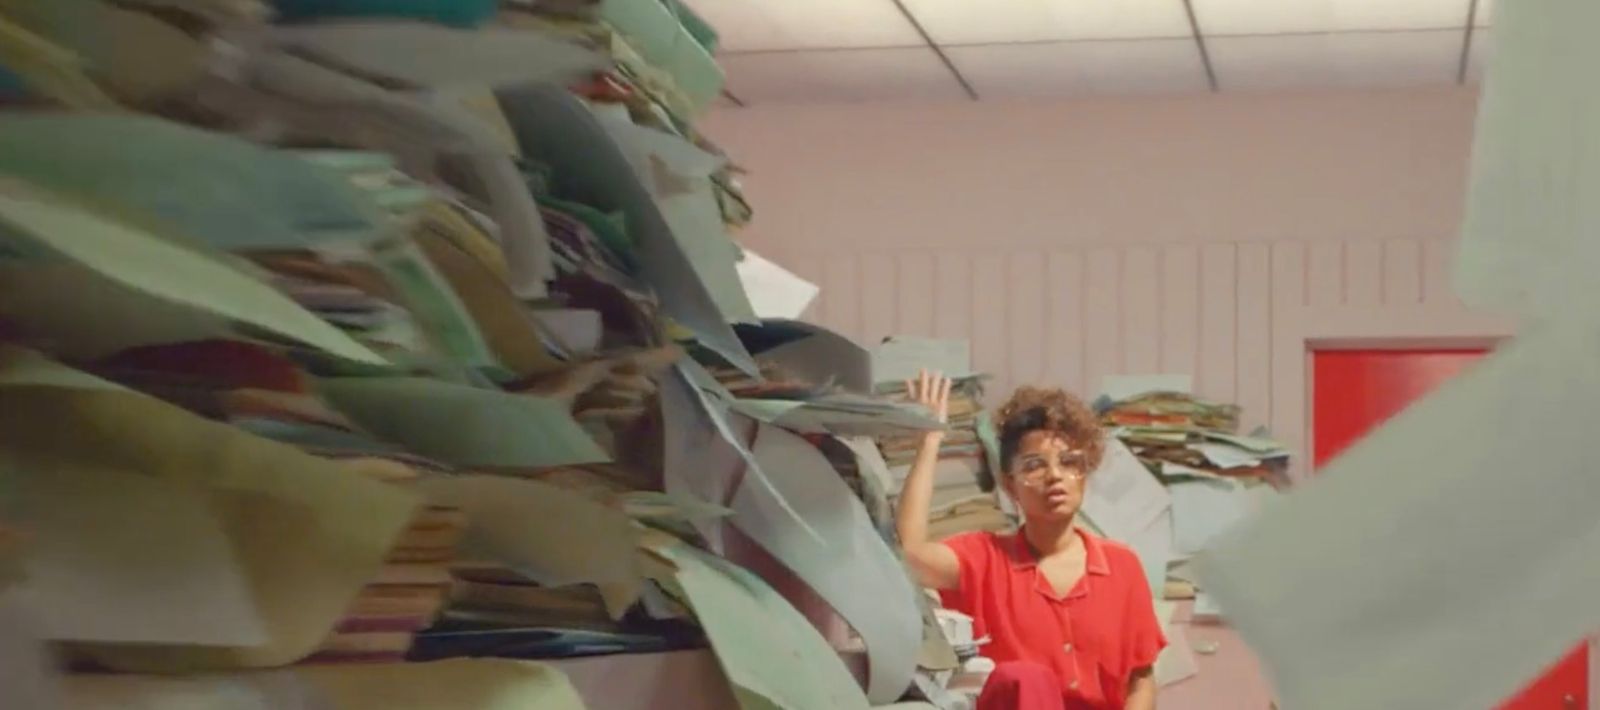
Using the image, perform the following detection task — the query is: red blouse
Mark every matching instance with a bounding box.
[939,528,1166,709]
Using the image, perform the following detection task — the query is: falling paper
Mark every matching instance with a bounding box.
[1454,0,1600,318]
[496,85,756,375]
[647,538,871,710]
[1152,600,1198,687]
[1081,439,1173,595]
[317,377,608,469]
[1200,321,1600,710]
[0,114,388,251]
[736,250,819,320]
[1082,439,1170,537]
[0,183,385,365]
[746,424,923,703]
[1168,478,1254,557]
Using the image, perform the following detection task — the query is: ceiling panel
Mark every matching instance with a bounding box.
[1208,30,1462,91]
[949,39,1207,98]
[719,48,968,104]
[1193,0,1473,35]
[902,0,1192,44]
[1465,27,1492,83]
[687,0,922,52]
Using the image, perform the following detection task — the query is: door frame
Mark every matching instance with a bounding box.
[1267,302,1516,484]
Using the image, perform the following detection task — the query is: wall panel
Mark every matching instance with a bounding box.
[759,237,1500,468]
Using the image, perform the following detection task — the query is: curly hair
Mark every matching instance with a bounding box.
[995,386,1106,476]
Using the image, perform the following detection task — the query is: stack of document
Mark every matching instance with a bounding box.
[1091,378,1283,610]
[0,2,943,709]
[876,375,1013,542]
[1098,390,1290,486]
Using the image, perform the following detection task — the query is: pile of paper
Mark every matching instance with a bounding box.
[1097,377,1290,487]
[868,337,1011,542]
[0,2,940,710]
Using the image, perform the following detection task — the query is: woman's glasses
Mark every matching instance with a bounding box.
[1011,451,1089,486]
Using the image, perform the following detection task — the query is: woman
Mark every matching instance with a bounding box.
[897,370,1164,710]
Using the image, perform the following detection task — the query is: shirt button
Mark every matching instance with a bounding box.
[1062,643,1073,653]
[1069,680,1080,690]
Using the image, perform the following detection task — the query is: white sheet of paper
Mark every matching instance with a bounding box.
[1192,592,1222,621]
[1101,374,1193,401]
[13,461,266,645]
[1193,443,1262,470]
[1454,0,1600,318]
[1199,321,1600,710]
[1083,438,1171,538]
[736,250,819,320]
[1169,478,1254,557]
[1152,600,1199,687]
[267,21,606,89]
[1123,509,1174,598]
[873,337,972,384]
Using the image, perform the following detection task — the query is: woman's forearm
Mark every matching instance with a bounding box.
[894,431,945,549]
[1125,668,1156,710]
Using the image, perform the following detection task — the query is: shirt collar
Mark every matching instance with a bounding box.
[1006,526,1111,576]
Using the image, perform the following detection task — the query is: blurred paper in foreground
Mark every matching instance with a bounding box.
[1456,0,1600,318]
[1200,323,1600,710]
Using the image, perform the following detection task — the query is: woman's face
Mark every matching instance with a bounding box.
[1002,430,1089,523]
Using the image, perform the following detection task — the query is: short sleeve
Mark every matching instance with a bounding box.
[1120,561,1167,671]
[935,532,992,617]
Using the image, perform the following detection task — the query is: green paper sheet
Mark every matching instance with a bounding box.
[0,184,386,364]
[650,539,871,710]
[0,113,388,251]
[316,377,608,468]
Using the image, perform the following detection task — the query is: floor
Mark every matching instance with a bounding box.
[1158,601,1277,710]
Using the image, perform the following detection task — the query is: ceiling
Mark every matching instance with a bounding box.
[692,0,1494,105]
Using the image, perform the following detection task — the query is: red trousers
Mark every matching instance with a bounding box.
[975,661,1066,710]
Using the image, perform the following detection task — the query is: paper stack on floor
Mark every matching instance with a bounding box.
[871,337,1012,543]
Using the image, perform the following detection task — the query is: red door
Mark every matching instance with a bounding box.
[1313,349,1588,710]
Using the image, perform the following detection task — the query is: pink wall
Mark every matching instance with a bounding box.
[705,88,1481,252]
[705,87,1515,479]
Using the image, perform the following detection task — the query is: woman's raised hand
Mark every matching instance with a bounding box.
[906,368,953,424]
